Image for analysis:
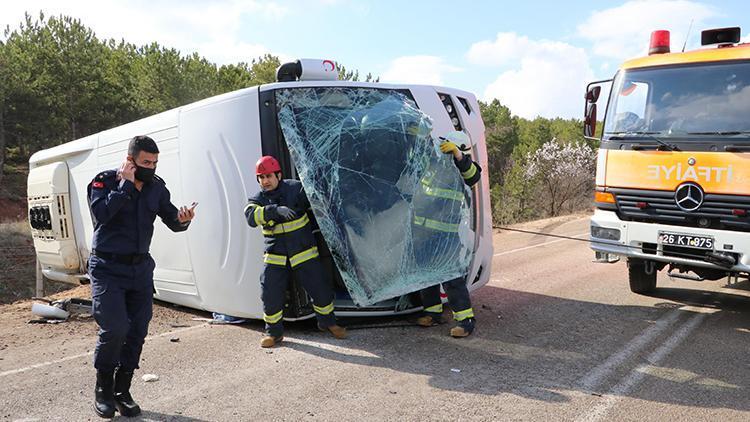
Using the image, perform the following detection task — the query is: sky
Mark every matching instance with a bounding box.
[1,0,749,120]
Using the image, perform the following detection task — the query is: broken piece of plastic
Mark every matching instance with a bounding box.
[31,303,70,320]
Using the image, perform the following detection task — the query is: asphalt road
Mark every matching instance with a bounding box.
[1,214,748,421]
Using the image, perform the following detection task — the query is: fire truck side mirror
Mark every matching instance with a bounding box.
[586,85,601,102]
[583,80,611,140]
[584,103,597,138]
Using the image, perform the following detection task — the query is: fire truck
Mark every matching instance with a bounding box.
[584,27,750,293]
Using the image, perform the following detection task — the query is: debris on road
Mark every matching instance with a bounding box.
[29,297,94,323]
[31,302,69,320]
[211,313,247,324]
[191,315,247,325]
[142,374,159,382]
[27,318,66,324]
[450,368,461,373]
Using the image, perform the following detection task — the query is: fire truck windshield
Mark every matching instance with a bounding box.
[603,61,750,141]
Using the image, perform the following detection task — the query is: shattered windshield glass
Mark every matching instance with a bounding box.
[276,87,474,306]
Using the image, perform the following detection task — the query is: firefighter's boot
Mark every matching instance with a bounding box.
[417,312,444,327]
[319,324,347,339]
[260,334,283,348]
[450,318,476,338]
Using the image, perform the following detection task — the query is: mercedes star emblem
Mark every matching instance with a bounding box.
[687,157,696,166]
[674,182,704,212]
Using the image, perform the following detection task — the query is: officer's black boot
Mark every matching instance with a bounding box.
[94,370,116,418]
[113,369,142,417]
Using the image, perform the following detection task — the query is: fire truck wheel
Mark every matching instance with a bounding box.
[627,258,657,294]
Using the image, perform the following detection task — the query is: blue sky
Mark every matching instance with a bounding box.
[2,0,749,119]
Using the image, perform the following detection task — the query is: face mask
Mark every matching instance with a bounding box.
[135,165,155,183]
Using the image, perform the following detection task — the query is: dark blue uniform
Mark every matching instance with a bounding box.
[87,170,189,372]
[416,153,482,322]
[244,179,336,337]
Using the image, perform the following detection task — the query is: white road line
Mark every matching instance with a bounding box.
[577,310,709,422]
[0,351,93,378]
[578,309,683,390]
[493,232,589,257]
[286,337,381,358]
[0,323,208,378]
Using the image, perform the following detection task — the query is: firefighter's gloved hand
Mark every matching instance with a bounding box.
[439,141,459,155]
[276,206,297,221]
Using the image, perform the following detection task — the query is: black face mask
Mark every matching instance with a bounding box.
[135,165,156,183]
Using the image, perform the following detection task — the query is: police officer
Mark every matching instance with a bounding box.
[87,135,196,418]
[414,131,482,337]
[244,155,346,348]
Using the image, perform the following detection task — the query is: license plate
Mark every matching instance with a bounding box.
[658,232,714,250]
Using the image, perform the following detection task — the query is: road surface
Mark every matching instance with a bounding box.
[1,214,748,421]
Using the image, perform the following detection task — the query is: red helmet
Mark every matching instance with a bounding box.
[255,155,282,175]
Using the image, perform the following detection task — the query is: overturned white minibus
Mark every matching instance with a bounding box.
[26,59,493,320]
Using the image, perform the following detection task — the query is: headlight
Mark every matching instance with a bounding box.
[591,226,621,241]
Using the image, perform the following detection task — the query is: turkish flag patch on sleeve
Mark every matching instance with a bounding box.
[92,181,105,189]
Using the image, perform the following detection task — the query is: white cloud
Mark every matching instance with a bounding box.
[467,32,579,67]
[380,55,462,85]
[0,0,286,64]
[577,0,719,61]
[468,32,594,119]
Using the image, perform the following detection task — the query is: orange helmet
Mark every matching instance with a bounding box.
[255,156,282,175]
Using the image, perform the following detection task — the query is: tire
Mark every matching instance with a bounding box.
[627,258,657,294]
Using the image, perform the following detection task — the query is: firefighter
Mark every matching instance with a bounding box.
[244,155,347,347]
[414,131,482,337]
[87,135,196,418]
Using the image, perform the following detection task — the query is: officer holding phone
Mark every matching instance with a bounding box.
[87,135,196,418]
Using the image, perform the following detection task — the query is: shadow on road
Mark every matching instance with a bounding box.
[114,410,211,422]
[278,284,749,410]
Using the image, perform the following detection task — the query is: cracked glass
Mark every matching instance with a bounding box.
[276,87,474,306]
